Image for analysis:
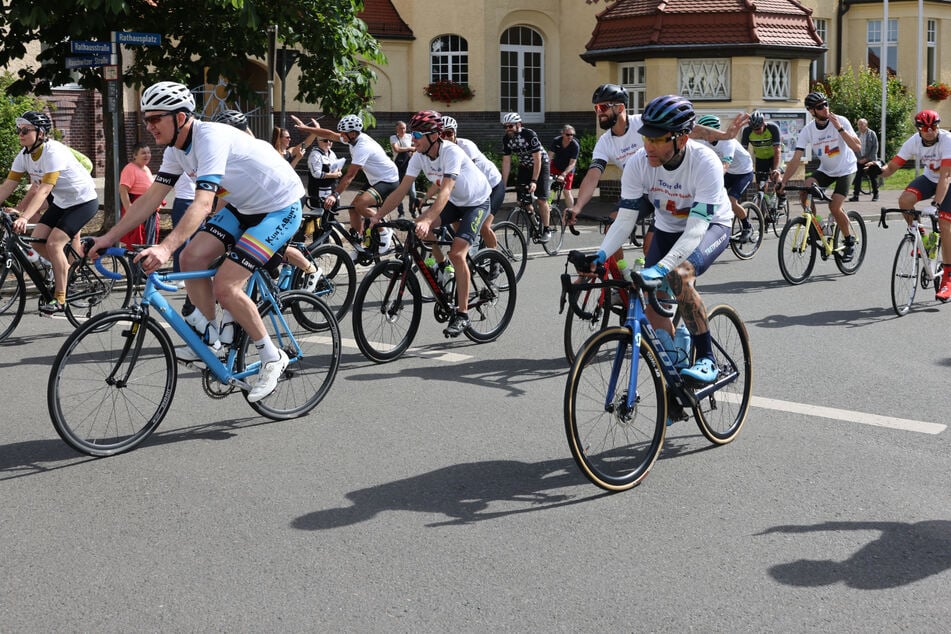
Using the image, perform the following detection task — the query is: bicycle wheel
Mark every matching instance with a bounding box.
[777,217,816,284]
[564,326,666,492]
[543,205,566,255]
[352,260,422,363]
[0,258,26,343]
[239,291,341,419]
[769,197,789,237]
[833,210,867,275]
[730,202,764,260]
[293,243,356,322]
[464,249,517,343]
[890,233,919,317]
[492,220,527,282]
[64,254,133,328]
[505,207,533,245]
[692,304,752,445]
[858,171,872,195]
[47,310,177,456]
[563,283,613,364]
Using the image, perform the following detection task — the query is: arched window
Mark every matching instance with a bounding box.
[500,26,544,121]
[430,35,469,83]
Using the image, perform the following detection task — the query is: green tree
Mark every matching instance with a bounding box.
[0,73,47,206]
[815,65,916,159]
[0,0,385,220]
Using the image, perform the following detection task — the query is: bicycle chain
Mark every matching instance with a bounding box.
[201,368,236,399]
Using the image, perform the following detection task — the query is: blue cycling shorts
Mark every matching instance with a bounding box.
[202,201,302,272]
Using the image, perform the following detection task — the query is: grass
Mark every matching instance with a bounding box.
[881,167,915,190]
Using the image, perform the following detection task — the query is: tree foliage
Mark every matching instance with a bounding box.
[0,0,386,122]
[0,73,47,206]
[814,65,916,159]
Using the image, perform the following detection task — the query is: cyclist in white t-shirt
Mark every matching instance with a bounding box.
[595,95,733,384]
[295,115,400,255]
[88,81,304,403]
[694,114,756,242]
[779,91,862,262]
[371,110,492,337]
[0,110,99,315]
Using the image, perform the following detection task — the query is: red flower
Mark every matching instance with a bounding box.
[927,83,950,101]
[424,80,475,107]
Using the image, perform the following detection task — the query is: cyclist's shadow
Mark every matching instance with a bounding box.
[291,456,605,530]
[758,520,951,588]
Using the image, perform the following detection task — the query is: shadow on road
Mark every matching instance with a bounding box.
[748,304,896,329]
[758,520,951,589]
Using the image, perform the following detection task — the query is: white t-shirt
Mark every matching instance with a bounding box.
[406,141,491,207]
[9,139,97,208]
[893,129,951,183]
[795,115,858,177]
[696,138,754,175]
[157,120,304,215]
[455,137,502,187]
[349,133,399,186]
[591,114,645,170]
[173,172,196,202]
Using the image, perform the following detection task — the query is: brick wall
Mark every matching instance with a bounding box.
[47,88,104,175]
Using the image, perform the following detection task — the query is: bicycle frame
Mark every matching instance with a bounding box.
[786,185,837,257]
[97,249,299,390]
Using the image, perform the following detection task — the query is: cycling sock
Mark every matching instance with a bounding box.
[255,337,279,363]
[55,291,67,305]
[693,330,713,360]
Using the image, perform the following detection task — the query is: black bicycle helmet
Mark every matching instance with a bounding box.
[804,91,827,109]
[211,109,248,131]
[16,110,52,133]
[749,110,765,129]
[591,83,629,105]
[639,95,695,137]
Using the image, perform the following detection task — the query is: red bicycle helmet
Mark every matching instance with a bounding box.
[409,110,443,134]
[915,110,940,128]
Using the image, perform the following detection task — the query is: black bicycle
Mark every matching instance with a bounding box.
[505,185,565,256]
[0,211,132,341]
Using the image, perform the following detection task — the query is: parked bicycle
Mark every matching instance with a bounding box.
[351,217,517,363]
[47,246,341,456]
[777,183,867,284]
[879,206,944,316]
[1,211,131,342]
[505,185,566,255]
[563,256,752,491]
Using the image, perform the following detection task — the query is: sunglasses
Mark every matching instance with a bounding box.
[16,127,37,135]
[811,103,829,111]
[143,112,174,126]
[564,133,575,137]
[594,102,622,113]
[917,123,939,131]
[503,124,517,130]
[642,134,674,145]
[411,131,432,139]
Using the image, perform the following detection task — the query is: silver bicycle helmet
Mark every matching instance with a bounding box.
[140,81,196,112]
[337,115,363,133]
[211,109,248,131]
[440,115,458,131]
[501,112,522,125]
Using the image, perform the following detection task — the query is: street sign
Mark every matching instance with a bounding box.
[65,55,111,69]
[71,40,112,55]
[116,31,161,46]
[103,65,118,81]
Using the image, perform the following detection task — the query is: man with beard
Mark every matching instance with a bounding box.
[572,84,745,259]
[779,91,862,261]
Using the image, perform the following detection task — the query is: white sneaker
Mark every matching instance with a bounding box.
[248,350,289,403]
[218,321,235,346]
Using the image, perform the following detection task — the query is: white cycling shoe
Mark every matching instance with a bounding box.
[248,350,289,402]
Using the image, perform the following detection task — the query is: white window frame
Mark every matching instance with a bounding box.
[620,63,646,113]
[867,19,898,76]
[430,34,469,84]
[811,19,828,82]
[678,59,730,100]
[763,60,790,100]
[927,19,937,85]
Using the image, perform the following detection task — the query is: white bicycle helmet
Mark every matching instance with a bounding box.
[337,115,363,133]
[501,112,521,125]
[140,81,196,112]
[440,115,458,131]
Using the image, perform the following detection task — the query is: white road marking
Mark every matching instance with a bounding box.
[750,394,945,435]
[338,336,472,363]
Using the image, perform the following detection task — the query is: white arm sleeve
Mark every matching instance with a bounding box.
[658,215,708,271]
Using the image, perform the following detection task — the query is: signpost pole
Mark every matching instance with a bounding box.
[110,31,121,228]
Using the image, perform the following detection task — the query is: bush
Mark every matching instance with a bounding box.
[814,65,916,159]
[0,73,49,206]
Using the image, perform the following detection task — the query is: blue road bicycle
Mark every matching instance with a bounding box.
[47,247,341,456]
[563,257,752,491]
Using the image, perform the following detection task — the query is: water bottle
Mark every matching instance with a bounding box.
[673,324,692,370]
[424,256,439,281]
[616,258,631,281]
[437,261,455,289]
[184,309,214,344]
[924,232,939,259]
[25,247,41,263]
[217,309,235,347]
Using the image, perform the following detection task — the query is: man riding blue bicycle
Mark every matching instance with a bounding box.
[594,94,733,383]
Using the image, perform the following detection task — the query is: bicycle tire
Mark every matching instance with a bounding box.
[47,310,177,456]
[464,249,517,343]
[293,243,356,322]
[352,260,422,363]
[770,197,790,238]
[543,206,566,255]
[492,220,528,282]
[833,211,867,275]
[506,207,533,247]
[890,233,919,317]
[0,259,26,343]
[240,291,341,419]
[692,304,752,445]
[730,202,765,260]
[64,254,133,328]
[563,283,614,364]
[858,171,872,195]
[777,217,816,284]
[564,326,666,492]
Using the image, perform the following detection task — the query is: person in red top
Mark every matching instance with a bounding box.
[119,143,161,246]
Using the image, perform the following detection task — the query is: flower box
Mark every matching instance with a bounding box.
[424,80,475,107]
[927,82,950,101]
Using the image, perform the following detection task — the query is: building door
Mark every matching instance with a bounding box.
[500,26,544,123]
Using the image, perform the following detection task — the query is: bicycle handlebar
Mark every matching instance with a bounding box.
[561,251,675,319]
[780,182,830,201]
[878,206,937,230]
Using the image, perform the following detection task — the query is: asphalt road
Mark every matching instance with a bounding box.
[2,199,949,630]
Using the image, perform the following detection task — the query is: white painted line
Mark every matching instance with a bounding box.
[751,394,945,435]
[339,336,472,363]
